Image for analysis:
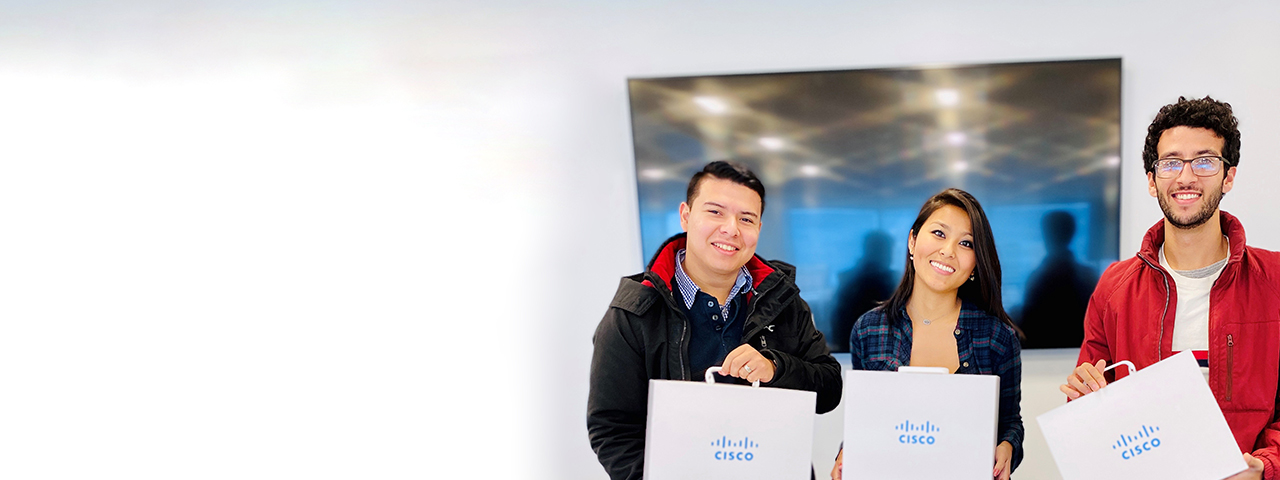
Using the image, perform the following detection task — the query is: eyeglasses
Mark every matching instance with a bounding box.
[1153,156,1226,179]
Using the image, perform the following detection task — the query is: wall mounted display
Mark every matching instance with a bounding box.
[628,58,1121,350]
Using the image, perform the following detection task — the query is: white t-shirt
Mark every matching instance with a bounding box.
[1159,241,1229,382]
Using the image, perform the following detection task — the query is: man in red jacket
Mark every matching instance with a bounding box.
[1060,96,1279,479]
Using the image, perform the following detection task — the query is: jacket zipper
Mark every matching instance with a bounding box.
[742,290,769,359]
[1138,254,1172,359]
[1226,334,1234,401]
[741,287,762,340]
[679,321,688,380]
[653,272,692,382]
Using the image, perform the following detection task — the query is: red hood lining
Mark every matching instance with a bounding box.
[643,236,774,291]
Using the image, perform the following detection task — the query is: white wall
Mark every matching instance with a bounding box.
[3,1,1279,479]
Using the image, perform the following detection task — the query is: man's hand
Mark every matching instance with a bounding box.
[1225,453,1264,480]
[831,448,842,480]
[719,344,776,384]
[992,441,1013,480]
[1059,359,1108,400]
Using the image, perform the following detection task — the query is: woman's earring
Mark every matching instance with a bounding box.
[969,272,976,281]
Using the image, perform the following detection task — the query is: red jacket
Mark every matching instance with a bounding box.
[1078,211,1280,478]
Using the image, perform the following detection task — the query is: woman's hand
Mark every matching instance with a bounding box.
[993,441,1013,480]
[831,448,842,480]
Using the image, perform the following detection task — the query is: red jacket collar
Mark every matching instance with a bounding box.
[643,235,775,291]
[1138,210,1247,265]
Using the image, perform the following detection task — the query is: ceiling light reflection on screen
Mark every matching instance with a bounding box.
[799,165,821,177]
[758,137,785,151]
[693,96,728,114]
[946,131,967,146]
[953,161,969,172]
[935,89,959,107]
[640,168,665,180]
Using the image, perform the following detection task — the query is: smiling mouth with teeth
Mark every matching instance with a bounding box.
[1173,191,1202,200]
[712,242,739,252]
[929,260,955,273]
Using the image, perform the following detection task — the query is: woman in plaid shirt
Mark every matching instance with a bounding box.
[832,189,1024,480]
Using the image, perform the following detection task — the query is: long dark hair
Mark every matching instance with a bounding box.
[881,188,1015,329]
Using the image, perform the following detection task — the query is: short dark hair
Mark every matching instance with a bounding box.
[1142,96,1241,173]
[685,161,766,212]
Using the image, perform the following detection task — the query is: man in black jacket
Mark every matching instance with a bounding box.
[587,161,842,480]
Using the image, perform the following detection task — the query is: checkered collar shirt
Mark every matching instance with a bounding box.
[673,248,753,318]
[848,302,1026,469]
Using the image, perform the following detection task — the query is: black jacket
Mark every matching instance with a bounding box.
[587,234,843,480]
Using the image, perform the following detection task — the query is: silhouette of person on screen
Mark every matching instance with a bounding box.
[831,231,897,352]
[1018,210,1099,348]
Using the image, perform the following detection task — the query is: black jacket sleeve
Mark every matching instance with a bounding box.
[760,297,843,414]
[586,307,649,480]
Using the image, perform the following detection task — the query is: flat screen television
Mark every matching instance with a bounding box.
[628,58,1121,350]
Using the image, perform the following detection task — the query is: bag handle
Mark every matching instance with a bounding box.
[705,366,761,388]
[897,366,949,374]
[1103,360,1137,376]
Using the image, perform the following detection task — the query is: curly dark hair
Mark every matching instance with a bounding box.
[1142,96,1241,174]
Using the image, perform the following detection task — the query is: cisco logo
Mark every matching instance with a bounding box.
[1112,425,1162,460]
[710,436,758,461]
[895,420,940,445]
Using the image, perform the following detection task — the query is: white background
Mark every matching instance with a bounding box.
[2,1,1278,479]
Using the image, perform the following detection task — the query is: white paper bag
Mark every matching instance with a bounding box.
[1037,351,1247,480]
[642,367,817,480]
[842,367,999,480]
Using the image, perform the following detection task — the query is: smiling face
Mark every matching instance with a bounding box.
[908,204,977,297]
[679,177,762,283]
[1148,126,1236,229]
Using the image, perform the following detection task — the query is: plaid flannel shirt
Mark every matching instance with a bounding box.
[849,301,1025,470]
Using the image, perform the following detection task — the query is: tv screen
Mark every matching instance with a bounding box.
[628,58,1121,350]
